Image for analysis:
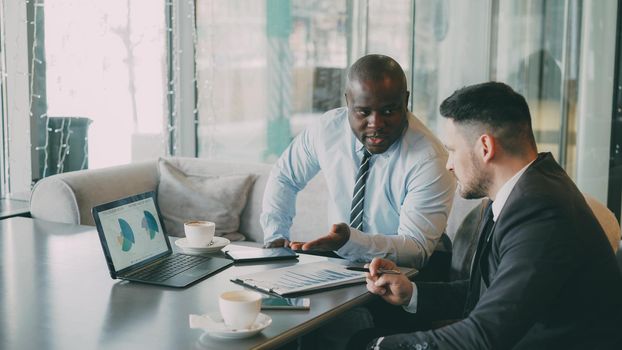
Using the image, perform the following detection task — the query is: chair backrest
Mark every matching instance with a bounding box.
[583,194,620,253]
[449,199,488,281]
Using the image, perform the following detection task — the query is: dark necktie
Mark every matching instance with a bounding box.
[464,200,494,315]
[349,149,372,231]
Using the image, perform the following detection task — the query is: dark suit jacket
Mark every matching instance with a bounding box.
[376,153,622,349]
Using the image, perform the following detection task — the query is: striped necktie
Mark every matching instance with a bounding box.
[350,149,372,230]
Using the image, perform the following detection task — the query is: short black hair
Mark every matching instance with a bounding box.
[346,54,408,93]
[439,81,536,155]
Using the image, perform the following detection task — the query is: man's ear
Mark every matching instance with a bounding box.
[478,134,496,163]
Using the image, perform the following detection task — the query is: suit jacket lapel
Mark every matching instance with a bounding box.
[479,221,497,287]
[464,201,494,315]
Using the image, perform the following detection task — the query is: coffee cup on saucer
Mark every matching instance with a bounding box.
[184,220,215,247]
[219,290,262,330]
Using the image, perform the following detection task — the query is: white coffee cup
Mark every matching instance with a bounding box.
[219,290,262,329]
[183,220,215,246]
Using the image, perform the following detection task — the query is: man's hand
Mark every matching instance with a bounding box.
[293,223,351,251]
[366,257,413,306]
[263,238,290,248]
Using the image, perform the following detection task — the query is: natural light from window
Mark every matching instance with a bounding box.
[43,0,167,170]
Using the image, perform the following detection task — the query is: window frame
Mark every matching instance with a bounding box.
[607,0,622,221]
[1,0,31,200]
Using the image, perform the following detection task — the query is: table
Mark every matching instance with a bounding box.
[0,217,376,350]
[0,198,30,219]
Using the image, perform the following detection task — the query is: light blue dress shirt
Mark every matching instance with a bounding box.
[261,107,456,267]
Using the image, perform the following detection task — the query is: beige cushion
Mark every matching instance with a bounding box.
[157,159,255,241]
[30,161,158,226]
[584,194,621,253]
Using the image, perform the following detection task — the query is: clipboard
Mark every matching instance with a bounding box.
[231,261,368,296]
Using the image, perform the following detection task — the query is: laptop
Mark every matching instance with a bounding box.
[92,191,233,288]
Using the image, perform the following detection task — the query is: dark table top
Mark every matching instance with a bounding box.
[0,197,29,219]
[0,217,375,350]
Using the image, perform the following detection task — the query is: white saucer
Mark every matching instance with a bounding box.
[194,313,272,340]
[175,236,230,254]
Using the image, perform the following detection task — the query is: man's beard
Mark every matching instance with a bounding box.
[458,151,491,199]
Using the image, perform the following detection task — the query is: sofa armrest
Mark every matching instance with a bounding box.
[30,161,158,225]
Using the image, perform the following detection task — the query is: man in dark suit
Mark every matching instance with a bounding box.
[351,82,622,349]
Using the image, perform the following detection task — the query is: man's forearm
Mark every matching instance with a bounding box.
[260,210,294,243]
[260,169,302,243]
[337,228,432,267]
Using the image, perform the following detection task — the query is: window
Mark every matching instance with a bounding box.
[493,0,580,173]
[493,0,617,205]
[194,0,414,163]
[0,12,7,197]
[367,0,414,87]
[0,0,618,218]
[1,0,31,199]
[411,0,618,210]
[32,0,169,180]
[410,0,493,131]
[195,0,349,162]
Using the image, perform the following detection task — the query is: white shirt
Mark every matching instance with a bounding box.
[404,159,535,313]
[261,107,456,267]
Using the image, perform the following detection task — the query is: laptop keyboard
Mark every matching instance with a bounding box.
[129,254,211,282]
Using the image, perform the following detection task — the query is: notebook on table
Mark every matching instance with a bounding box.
[224,247,299,263]
[92,191,233,288]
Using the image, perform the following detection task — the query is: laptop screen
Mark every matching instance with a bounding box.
[96,195,169,272]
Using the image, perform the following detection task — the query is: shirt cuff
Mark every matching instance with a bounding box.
[336,227,367,260]
[402,282,418,313]
[263,233,287,246]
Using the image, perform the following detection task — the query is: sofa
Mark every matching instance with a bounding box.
[30,157,620,276]
[30,157,481,243]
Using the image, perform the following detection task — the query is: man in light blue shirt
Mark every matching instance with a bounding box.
[261,54,455,268]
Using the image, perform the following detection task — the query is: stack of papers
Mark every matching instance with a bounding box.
[231,261,367,296]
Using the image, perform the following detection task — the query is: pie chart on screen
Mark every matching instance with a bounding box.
[142,210,159,239]
[117,218,135,252]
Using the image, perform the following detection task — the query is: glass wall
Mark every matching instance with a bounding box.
[408,0,617,205]
[0,0,615,215]
[31,0,168,180]
[366,0,413,85]
[575,0,618,207]
[410,0,492,131]
[492,0,617,204]
[195,0,414,163]
[195,0,348,162]
[0,8,6,196]
[494,0,581,176]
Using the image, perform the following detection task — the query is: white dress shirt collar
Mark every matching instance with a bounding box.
[491,159,535,221]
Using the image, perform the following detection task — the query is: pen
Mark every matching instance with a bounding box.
[346,266,401,275]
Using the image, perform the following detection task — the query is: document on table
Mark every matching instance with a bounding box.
[231,261,367,296]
